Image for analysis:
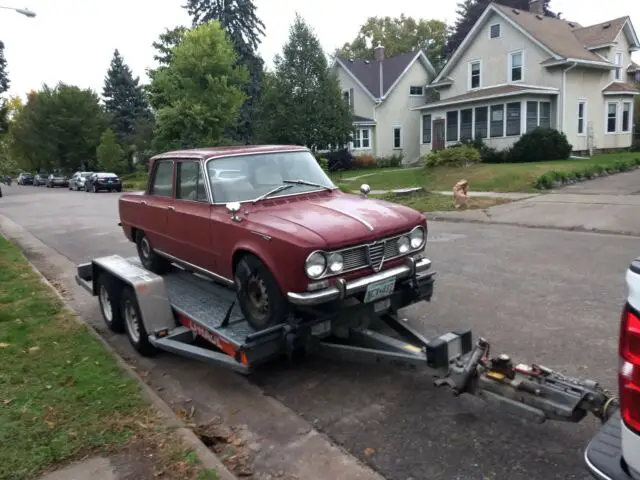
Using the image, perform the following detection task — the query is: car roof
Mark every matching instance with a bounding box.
[150,145,309,161]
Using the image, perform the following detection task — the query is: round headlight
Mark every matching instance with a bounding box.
[410,227,425,249]
[327,252,344,273]
[397,236,410,254]
[305,252,327,278]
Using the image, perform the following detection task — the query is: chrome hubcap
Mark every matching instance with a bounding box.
[140,238,151,259]
[124,300,140,343]
[99,285,112,322]
[246,275,269,320]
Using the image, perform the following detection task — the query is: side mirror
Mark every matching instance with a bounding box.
[226,201,242,222]
[360,183,371,198]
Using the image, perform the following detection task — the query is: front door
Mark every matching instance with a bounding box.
[432,119,446,151]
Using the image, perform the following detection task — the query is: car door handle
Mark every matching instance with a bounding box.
[166,206,175,211]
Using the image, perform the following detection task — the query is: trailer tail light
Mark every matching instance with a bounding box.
[620,303,640,433]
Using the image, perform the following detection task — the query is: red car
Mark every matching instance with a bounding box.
[118,145,434,330]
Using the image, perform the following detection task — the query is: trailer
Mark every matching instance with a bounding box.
[76,254,619,426]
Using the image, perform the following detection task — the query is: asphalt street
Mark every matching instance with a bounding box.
[1,184,636,480]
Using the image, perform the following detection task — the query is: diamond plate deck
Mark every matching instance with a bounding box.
[126,257,252,346]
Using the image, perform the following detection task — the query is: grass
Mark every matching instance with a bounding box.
[333,153,640,193]
[371,192,511,212]
[0,236,216,480]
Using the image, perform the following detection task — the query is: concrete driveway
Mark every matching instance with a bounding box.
[432,167,640,235]
[1,184,636,480]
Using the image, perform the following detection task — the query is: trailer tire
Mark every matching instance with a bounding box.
[235,254,289,331]
[135,231,170,274]
[97,273,125,333]
[121,287,157,357]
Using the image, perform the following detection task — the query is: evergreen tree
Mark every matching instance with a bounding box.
[97,128,125,173]
[184,0,265,144]
[102,49,153,149]
[258,14,352,149]
[442,0,555,61]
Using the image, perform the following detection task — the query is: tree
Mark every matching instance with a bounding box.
[336,15,448,69]
[97,128,125,173]
[443,0,555,61]
[147,26,190,112]
[184,0,265,143]
[9,83,107,172]
[0,40,10,134]
[258,14,352,149]
[103,49,153,144]
[149,21,248,152]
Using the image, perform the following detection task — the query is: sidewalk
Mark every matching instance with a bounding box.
[0,235,229,480]
[351,188,537,200]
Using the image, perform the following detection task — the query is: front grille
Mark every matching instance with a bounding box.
[367,243,385,270]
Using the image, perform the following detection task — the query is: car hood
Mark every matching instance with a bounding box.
[248,193,424,248]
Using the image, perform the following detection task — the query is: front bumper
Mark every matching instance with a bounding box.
[584,410,634,480]
[287,256,433,306]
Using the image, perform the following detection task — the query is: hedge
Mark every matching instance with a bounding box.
[533,157,640,189]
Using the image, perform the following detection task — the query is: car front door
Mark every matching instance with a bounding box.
[167,159,217,273]
[137,159,175,254]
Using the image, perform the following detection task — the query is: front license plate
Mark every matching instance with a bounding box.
[364,277,396,303]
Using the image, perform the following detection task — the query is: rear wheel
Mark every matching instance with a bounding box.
[135,230,170,274]
[96,273,125,333]
[235,254,290,331]
[121,287,156,356]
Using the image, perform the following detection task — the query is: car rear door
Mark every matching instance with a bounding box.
[137,159,175,254]
[168,159,217,273]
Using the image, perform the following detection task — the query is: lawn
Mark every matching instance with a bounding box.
[334,153,640,193]
[371,192,511,212]
[0,236,217,480]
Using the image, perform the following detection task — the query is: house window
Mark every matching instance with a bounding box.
[422,114,432,144]
[490,105,504,137]
[342,90,350,104]
[622,102,631,132]
[460,109,473,141]
[577,101,586,135]
[526,101,539,132]
[393,127,403,149]
[446,111,458,142]
[353,128,371,149]
[539,102,551,128]
[506,102,521,136]
[607,102,617,133]
[509,51,523,82]
[469,61,481,89]
[615,53,623,80]
[474,107,488,139]
[490,24,500,38]
[410,86,424,96]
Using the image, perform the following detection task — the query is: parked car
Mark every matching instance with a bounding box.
[118,145,431,331]
[46,173,69,188]
[33,173,48,186]
[584,256,640,479]
[85,172,122,192]
[69,171,93,191]
[17,173,34,185]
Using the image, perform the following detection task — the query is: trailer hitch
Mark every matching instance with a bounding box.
[435,338,619,425]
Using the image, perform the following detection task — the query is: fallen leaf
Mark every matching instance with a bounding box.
[0,342,9,348]
[364,447,375,456]
[45,420,56,429]
[28,346,40,353]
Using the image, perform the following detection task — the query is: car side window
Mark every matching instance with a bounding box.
[176,161,208,202]
[150,161,174,197]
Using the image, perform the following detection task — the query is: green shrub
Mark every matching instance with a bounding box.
[508,127,572,163]
[533,158,640,190]
[317,157,329,173]
[376,153,403,168]
[423,144,482,168]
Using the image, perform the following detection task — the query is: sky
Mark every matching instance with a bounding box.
[0,0,639,99]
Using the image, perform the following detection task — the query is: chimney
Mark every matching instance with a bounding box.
[528,0,544,15]
[374,44,384,98]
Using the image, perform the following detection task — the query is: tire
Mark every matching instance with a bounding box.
[135,230,170,274]
[96,273,125,333]
[234,254,290,331]
[121,287,156,356]
[115,187,122,193]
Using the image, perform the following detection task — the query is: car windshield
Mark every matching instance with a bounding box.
[206,151,335,203]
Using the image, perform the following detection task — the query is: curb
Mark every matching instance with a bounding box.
[0,215,236,480]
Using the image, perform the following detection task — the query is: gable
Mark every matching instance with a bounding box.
[573,17,640,50]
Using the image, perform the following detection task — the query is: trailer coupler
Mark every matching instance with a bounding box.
[436,338,619,425]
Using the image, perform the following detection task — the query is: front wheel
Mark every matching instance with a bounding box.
[235,254,290,331]
[121,287,156,356]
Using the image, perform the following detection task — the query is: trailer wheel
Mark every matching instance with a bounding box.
[121,287,157,357]
[235,254,290,331]
[96,273,125,333]
[135,231,170,274]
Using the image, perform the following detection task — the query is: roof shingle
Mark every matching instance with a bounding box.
[416,84,558,109]
[572,17,630,48]
[602,82,640,93]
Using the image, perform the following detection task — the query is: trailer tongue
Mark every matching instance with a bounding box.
[76,254,618,427]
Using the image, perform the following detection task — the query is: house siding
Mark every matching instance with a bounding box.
[375,60,431,163]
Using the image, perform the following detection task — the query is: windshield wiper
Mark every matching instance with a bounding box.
[283,179,333,191]
[252,184,293,204]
